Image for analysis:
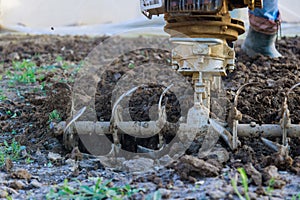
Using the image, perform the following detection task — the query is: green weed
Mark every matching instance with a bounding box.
[46,178,142,200]
[0,139,26,166]
[25,157,34,164]
[231,168,250,200]
[6,60,37,84]
[0,89,7,101]
[56,56,75,70]
[292,193,300,200]
[48,110,61,123]
[128,62,135,69]
[266,178,275,195]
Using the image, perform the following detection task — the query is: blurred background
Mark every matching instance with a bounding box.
[0,0,299,36]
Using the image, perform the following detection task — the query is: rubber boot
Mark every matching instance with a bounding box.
[242,27,282,58]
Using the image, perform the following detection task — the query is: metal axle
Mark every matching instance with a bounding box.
[58,121,300,138]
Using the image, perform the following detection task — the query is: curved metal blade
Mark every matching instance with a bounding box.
[209,119,233,150]
[198,125,220,158]
[64,106,87,133]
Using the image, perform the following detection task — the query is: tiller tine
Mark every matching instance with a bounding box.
[261,82,300,155]
[261,137,281,152]
[109,84,173,154]
[198,122,221,157]
[209,119,234,150]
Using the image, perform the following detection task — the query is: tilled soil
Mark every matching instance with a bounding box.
[0,34,300,199]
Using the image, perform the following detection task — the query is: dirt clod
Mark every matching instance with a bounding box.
[262,165,286,189]
[4,158,13,172]
[11,169,32,180]
[9,180,26,190]
[244,163,262,186]
[171,155,220,180]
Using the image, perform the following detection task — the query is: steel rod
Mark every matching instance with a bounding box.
[237,124,300,137]
[58,121,300,138]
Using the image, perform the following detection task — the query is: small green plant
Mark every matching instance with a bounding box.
[6,60,37,84]
[48,110,61,123]
[231,168,250,200]
[25,157,33,164]
[0,151,5,166]
[128,62,135,69]
[46,178,142,200]
[6,195,12,200]
[0,139,26,166]
[56,56,72,70]
[266,178,275,195]
[0,89,7,101]
[292,193,300,200]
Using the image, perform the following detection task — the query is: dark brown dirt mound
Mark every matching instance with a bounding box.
[227,37,300,124]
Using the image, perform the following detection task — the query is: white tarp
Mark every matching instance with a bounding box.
[0,0,299,35]
[0,0,141,28]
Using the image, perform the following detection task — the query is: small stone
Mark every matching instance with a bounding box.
[4,158,13,172]
[205,147,230,164]
[70,147,83,161]
[11,169,32,180]
[158,188,171,199]
[184,197,196,200]
[208,190,226,199]
[0,190,8,198]
[36,154,48,165]
[30,179,42,188]
[174,155,220,179]
[262,165,280,181]
[262,165,286,189]
[8,52,20,60]
[123,157,154,172]
[113,73,122,81]
[47,152,62,161]
[153,177,162,185]
[9,180,26,190]
[65,158,76,166]
[249,63,258,72]
[174,180,184,187]
[244,163,262,186]
[159,155,173,166]
[248,192,257,199]
[266,79,276,87]
[48,152,63,165]
[237,62,247,72]
[195,180,205,185]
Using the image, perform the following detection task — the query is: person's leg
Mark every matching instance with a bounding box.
[242,0,281,57]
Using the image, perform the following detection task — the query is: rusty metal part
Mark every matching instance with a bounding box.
[244,0,263,10]
[140,0,263,19]
[165,14,245,42]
